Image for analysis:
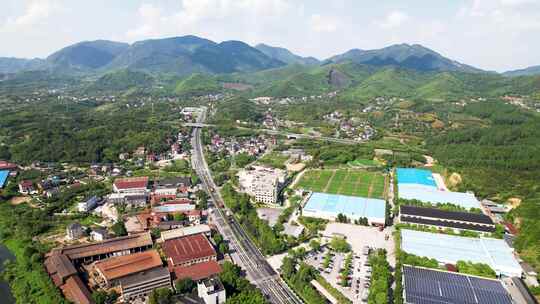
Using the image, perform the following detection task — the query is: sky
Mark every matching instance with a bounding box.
[1,0,540,72]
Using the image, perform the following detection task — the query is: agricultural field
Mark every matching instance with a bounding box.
[295,169,386,199]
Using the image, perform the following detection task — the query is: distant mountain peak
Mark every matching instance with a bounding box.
[255,43,319,66]
[327,43,482,73]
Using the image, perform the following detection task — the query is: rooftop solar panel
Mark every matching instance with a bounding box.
[403,266,512,304]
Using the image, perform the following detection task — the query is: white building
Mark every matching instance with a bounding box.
[77,196,99,212]
[90,228,108,241]
[198,277,226,304]
[66,222,84,240]
[237,166,286,205]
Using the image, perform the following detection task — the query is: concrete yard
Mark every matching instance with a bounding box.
[322,223,395,266]
[256,207,283,227]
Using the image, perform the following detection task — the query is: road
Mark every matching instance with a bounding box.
[190,109,303,304]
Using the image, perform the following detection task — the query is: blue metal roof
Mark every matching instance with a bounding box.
[396,168,437,188]
[398,184,481,209]
[401,229,522,277]
[0,170,8,188]
[303,192,386,221]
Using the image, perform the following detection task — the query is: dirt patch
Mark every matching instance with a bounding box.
[9,196,31,205]
[507,198,522,209]
[448,173,462,187]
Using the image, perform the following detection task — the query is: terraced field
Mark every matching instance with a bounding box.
[295,169,386,199]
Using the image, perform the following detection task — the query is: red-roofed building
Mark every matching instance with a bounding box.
[171,261,222,281]
[61,276,94,304]
[163,234,216,268]
[18,180,36,194]
[0,161,17,171]
[113,177,149,194]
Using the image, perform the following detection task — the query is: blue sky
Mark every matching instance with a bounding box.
[1,0,540,72]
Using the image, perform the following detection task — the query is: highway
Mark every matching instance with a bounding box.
[190,108,303,304]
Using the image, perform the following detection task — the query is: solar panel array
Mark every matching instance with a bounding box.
[403,266,512,304]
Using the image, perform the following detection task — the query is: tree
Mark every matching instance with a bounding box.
[111,221,127,236]
[309,239,321,252]
[281,256,297,279]
[148,288,173,304]
[329,237,351,253]
[175,278,195,294]
[219,242,229,255]
[173,213,187,222]
[92,290,118,304]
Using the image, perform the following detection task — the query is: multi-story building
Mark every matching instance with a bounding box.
[198,277,226,304]
[91,250,171,302]
[237,166,286,205]
[66,222,84,240]
[77,196,99,212]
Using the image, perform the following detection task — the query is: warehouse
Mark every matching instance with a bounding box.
[399,205,496,234]
[396,168,481,210]
[401,229,522,277]
[403,265,512,304]
[302,192,386,226]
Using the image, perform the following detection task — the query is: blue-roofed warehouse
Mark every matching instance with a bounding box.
[0,170,9,188]
[302,192,386,226]
[396,168,481,210]
[401,229,522,277]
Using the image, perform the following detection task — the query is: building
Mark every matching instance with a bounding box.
[163,233,222,281]
[399,205,496,234]
[44,251,93,304]
[66,222,84,240]
[160,225,212,242]
[0,160,17,171]
[113,176,149,194]
[0,170,8,188]
[302,192,386,226]
[237,166,286,205]
[163,234,216,268]
[90,228,109,241]
[92,250,171,301]
[107,193,148,208]
[154,177,192,195]
[396,168,481,210]
[77,196,100,213]
[198,277,226,304]
[402,265,512,304]
[18,180,36,194]
[58,232,153,265]
[401,229,522,277]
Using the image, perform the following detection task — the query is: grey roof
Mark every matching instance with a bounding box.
[118,266,170,288]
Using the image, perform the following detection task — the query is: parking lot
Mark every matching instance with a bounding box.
[322,223,395,266]
[305,246,374,303]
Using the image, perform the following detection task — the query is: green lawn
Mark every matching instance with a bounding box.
[295,169,386,199]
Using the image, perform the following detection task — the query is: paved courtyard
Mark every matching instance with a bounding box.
[322,223,396,266]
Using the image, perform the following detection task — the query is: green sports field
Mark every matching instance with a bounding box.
[295,169,386,199]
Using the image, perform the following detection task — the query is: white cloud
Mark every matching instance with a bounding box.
[127,0,294,40]
[309,14,340,33]
[378,10,410,29]
[1,0,61,32]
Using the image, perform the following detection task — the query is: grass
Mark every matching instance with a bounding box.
[257,152,290,169]
[296,169,386,199]
[347,158,381,167]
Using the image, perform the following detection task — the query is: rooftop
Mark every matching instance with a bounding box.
[60,276,93,304]
[94,250,162,281]
[403,265,512,304]
[172,261,222,281]
[401,229,522,277]
[60,232,152,260]
[398,184,481,210]
[114,176,149,190]
[0,170,8,188]
[160,225,211,242]
[163,234,216,266]
[400,205,494,225]
[303,192,386,221]
[396,168,437,187]
[118,266,170,288]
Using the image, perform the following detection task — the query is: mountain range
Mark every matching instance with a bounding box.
[0,35,538,76]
